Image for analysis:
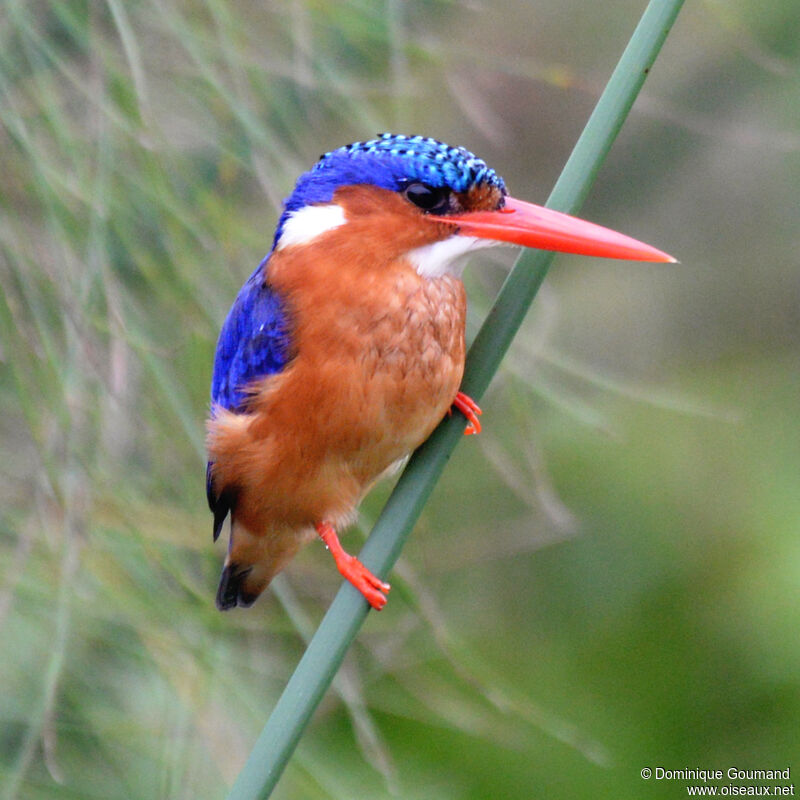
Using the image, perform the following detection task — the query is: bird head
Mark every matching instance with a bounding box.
[271,133,673,274]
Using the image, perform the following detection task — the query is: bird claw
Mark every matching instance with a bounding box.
[452,391,482,435]
[335,553,390,610]
[316,522,390,610]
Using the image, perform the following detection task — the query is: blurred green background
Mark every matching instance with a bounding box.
[1,0,798,798]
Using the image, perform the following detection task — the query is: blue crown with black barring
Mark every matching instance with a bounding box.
[271,133,507,250]
[317,134,506,194]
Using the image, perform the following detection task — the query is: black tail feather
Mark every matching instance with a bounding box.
[215,564,257,610]
[212,504,228,543]
[206,461,234,543]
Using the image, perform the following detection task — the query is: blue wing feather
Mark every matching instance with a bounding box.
[207,259,293,533]
[211,259,293,412]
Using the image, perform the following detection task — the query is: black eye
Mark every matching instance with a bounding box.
[403,182,450,214]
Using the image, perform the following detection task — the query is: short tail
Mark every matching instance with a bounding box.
[215,518,311,611]
[216,563,260,610]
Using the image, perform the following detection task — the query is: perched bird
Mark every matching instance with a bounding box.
[206,133,672,611]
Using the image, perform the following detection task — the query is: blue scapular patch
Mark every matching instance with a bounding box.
[210,258,293,412]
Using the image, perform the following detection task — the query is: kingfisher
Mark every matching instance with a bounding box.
[206,133,673,612]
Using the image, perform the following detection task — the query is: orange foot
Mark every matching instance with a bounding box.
[452,391,483,435]
[316,522,390,610]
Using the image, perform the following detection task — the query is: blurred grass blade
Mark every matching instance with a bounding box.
[226,1,685,797]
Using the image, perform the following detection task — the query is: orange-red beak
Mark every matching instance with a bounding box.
[431,196,675,263]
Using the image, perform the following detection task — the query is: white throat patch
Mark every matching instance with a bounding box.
[405,235,499,279]
[275,203,347,251]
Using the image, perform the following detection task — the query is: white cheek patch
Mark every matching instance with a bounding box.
[405,235,501,279]
[275,203,347,251]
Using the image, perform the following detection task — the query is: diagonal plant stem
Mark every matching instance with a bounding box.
[225,1,685,797]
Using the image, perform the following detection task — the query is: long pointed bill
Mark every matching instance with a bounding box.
[431,196,675,263]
